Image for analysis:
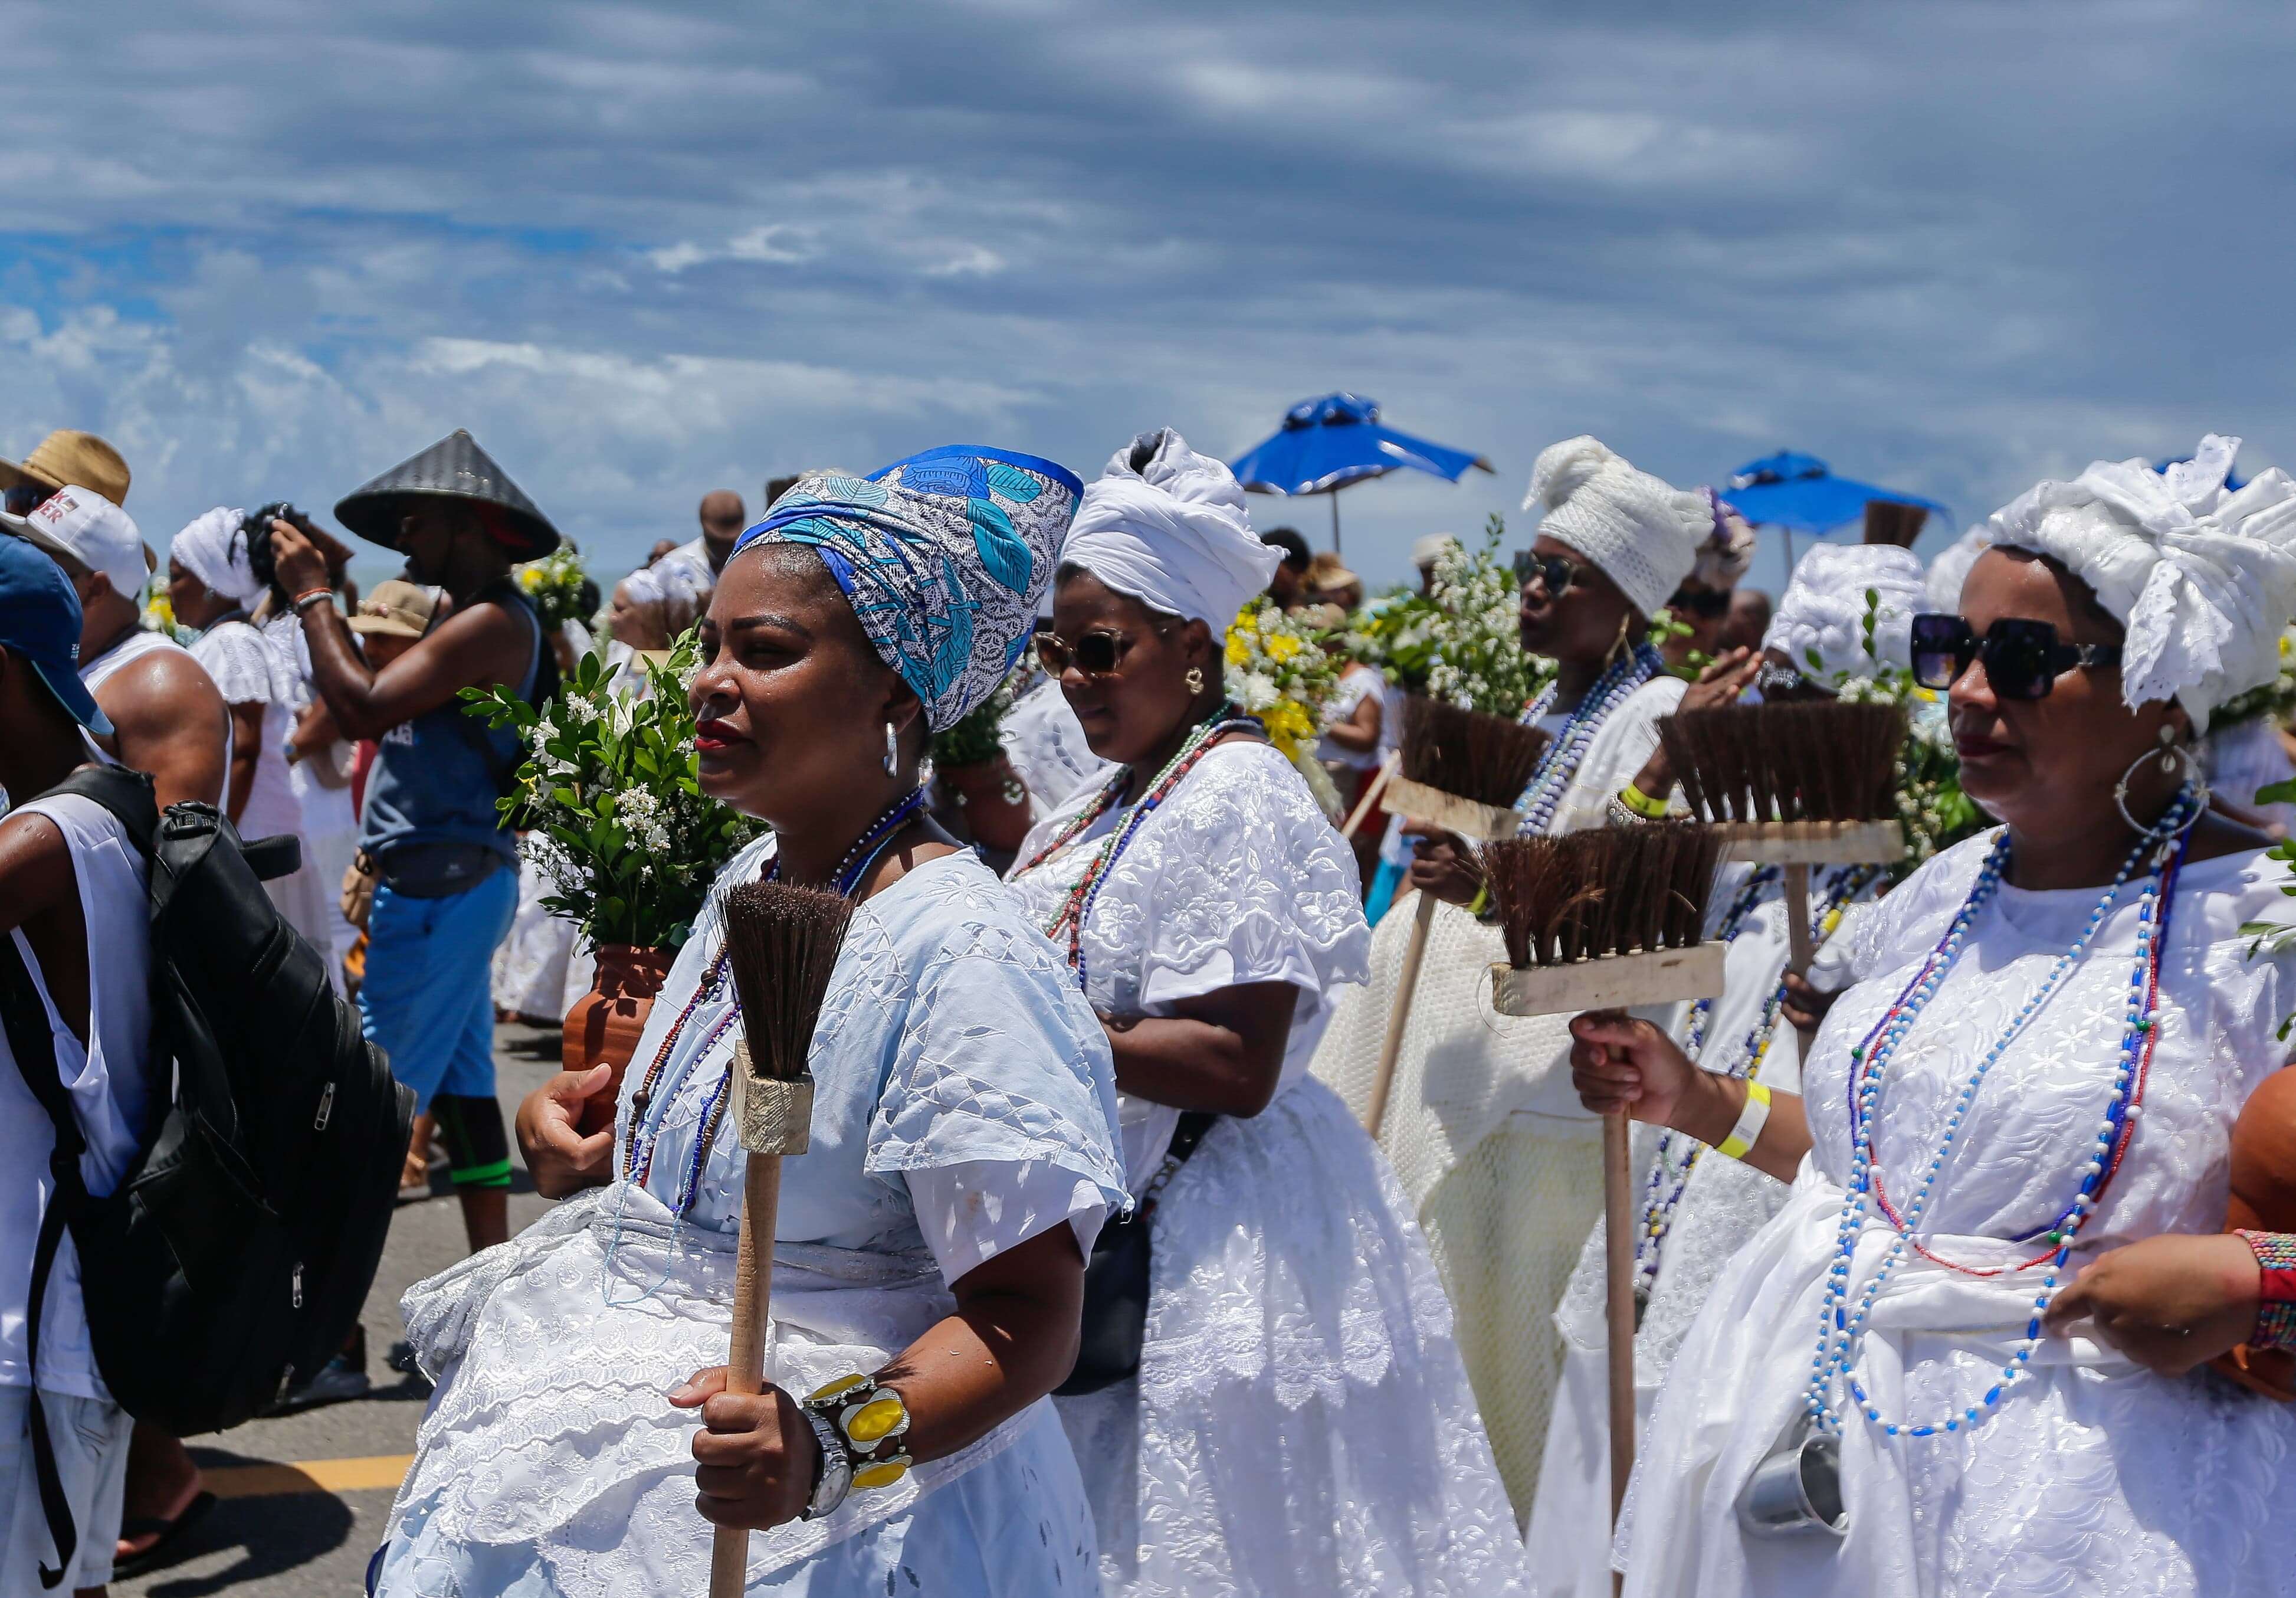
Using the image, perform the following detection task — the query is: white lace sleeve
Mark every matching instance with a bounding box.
[1130,743,1372,1008]
[865,915,1129,1213]
[903,1159,1109,1288]
[191,621,282,706]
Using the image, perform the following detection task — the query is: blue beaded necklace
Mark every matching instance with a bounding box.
[1806,791,2197,1442]
[1513,643,1664,837]
[624,785,928,1213]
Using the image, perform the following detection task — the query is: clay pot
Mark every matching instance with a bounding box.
[938,754,1034,853]
[2212,1065,2296,1399]
[563,944,673,1136]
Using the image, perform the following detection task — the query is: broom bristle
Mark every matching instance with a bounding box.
[1655,701,1907,825]
[722,882,855,1082]
[1400,697,1553,811]
[1480,824,1726,968]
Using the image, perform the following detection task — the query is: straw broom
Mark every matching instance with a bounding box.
[1361,698,1549,1138]
[707,882,854,1598]
[1482,825,1728,1587]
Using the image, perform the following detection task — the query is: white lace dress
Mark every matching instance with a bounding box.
[1526,865,1884,1597]
[1619,833,2296,1597]
[194,617,338,960]
[1310,673,1687,1516]
[376,841,1129,1596]
[1007,741,1530,1597]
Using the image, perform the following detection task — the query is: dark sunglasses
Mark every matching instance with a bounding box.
[1037,626,1154,677]
[1667,587,1731,620]
[1908,613,2124,700]
[3,482,55,518]
[1513,551,1583,597]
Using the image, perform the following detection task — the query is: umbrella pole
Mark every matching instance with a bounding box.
[1330,490,1342,558]
[1781,525,1796,582]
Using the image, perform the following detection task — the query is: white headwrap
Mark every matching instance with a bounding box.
[171,506,262,605]
[1412,533,1461,568]
[1925,525,1992,614]
[1691,491,1758,590]
[1521,436,1708,617]
[1985,434,2296,732]
[1763,542,1927,687]
[1061,428,1277,627]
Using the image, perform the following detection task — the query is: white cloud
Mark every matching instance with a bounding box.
[1,0,2290,595]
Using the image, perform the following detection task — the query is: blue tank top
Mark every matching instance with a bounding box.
[360,584,542,866]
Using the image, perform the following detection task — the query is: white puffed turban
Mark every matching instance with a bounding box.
[1925,525,1992,614]
[1985,434,2296,732]
[1521,436,1708,618]
[1691,491,1758,590]
[1062,428,1278,627]
[171,506,263,605]
[1763,542,1927,687]
[619,557,707,612]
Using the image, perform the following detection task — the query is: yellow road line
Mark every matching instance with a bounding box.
[206,1455,414,1498]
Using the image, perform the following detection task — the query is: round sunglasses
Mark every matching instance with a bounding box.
[1036,623,1167,677]
[1513,550,1584,597]
[1908,613,2123,700]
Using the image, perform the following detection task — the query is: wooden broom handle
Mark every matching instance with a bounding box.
[1365,890,1439,1138]
[1341,751,1401,841]
[1603,1108,1636,1594]
[1783,862,1816,980]
[709,1155,785,1598]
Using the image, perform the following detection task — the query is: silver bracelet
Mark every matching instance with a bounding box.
[797,1401,852,1521]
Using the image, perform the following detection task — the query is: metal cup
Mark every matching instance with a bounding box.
[1736,1426,1848,1538]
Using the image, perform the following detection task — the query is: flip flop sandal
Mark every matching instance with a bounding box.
[113,1488,217,1579]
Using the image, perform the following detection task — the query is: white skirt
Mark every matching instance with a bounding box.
[1058,1074,1530,1597]
[375,1186,1098,1597]
[1618,1173,2296,1597]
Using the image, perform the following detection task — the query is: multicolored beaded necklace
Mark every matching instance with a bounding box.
[1513,642,1664,837]
[621,785,928,1213]
[1806,790,2197,1443]
[1628,865,1879,1301]
[1013,702,1261,990]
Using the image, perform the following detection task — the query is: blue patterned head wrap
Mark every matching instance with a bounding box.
[733,446,1083,731]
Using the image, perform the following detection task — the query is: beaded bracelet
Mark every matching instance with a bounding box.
[1616,781,1672,820]
[2235,1229,2296,1353]
[292,588,334,614]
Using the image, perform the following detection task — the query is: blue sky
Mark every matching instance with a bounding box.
[4,0,2292,597]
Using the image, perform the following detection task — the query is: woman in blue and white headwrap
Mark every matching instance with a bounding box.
[373,447,1129,1597]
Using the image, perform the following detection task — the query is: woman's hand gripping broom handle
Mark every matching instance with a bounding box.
[1602,1106,1635,1593]
[709,1042,812,1598]
[1365,889,1439,1139]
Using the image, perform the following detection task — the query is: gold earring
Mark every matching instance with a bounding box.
[1185,667,1206,695]
[1606,614,1632,664]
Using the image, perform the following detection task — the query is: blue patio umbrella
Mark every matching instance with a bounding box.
[1718,450,1949,572]
[1229,392,1493,556]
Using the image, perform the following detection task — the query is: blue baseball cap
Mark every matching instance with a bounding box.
[0,532,113,735]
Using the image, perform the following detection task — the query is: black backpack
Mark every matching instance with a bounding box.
[0,766,412,1587]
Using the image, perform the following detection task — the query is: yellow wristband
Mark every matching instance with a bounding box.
[1617,782,1672,820]
[1717,1080,1773,1160]
[1466,883,1490,918]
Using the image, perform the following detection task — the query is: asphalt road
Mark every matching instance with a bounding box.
[115,1024,565,1598]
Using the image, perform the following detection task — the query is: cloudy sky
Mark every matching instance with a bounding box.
[5,0,2292,594]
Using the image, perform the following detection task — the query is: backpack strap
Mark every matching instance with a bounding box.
[48,765,159,859]
[0,937,91,1588]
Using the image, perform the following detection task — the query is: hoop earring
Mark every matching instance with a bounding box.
[2113,725,2206,838]
[1606,614,1632,666]
[883,721,900,778]
[1185,667,1206,696]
